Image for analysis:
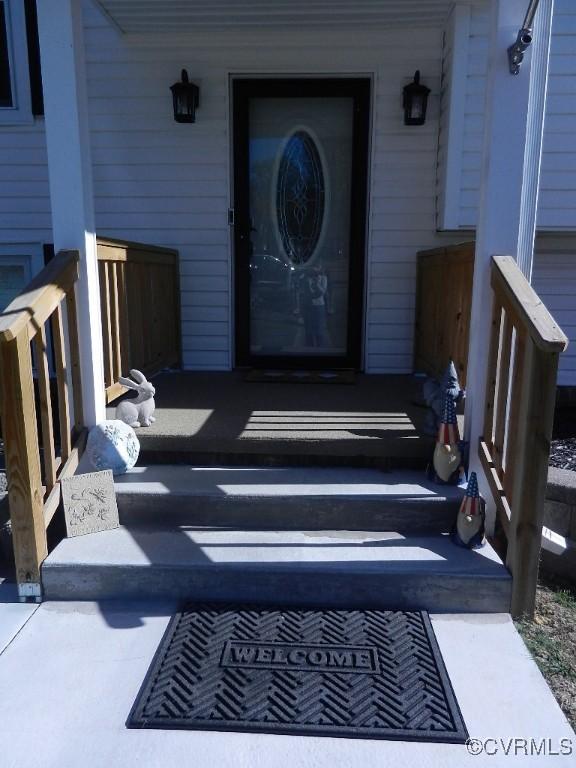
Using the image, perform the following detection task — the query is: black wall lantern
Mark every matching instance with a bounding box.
[402,70,430,126]
[171,69,200,123]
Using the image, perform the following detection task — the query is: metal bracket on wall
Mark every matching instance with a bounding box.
[508,28,533,75]
[508,0,541,75]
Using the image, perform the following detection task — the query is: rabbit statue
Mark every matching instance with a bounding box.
[115,369,156,427]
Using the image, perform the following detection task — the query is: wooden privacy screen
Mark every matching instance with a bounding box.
[414,242,474,386]
[96,238,181,403]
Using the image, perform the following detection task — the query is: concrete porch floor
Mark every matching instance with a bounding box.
[108,372,438,465]
[0,588,574,767]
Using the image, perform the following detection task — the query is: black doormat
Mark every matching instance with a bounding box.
[245,369,355,384]
[127,605,468,743]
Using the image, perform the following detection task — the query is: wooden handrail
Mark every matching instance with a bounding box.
[97,236,178,264]
[0,250,79,342]
[491,256,568,353]
[0,249,85,599]
[480,255,568,618]
[0,237,179,598]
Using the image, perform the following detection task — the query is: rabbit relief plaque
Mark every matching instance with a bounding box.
[61,470,119,537]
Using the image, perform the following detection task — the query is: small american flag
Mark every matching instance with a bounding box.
[459,472,480,517]
[437,392,460,445]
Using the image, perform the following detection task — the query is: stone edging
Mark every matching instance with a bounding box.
[542,466,576,582]
[547,466,576,505]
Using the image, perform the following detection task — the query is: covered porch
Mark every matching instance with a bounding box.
[0,0,570,621]
[109,371,436,465]
[0,0,575,760]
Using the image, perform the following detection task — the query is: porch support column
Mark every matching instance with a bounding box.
[37,0,105,426]
[465,0,554,501]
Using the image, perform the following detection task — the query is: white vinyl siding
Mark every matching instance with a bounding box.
[0,122,50,242]
[438,0,576,232]
[533,234,576,386]
[79,0,464,372]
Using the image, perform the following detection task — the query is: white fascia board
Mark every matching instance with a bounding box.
[437,3,470,231]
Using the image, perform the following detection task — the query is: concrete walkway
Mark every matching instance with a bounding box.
[107,372,436,464]
[0,598,573,767]
[0,582,38,654]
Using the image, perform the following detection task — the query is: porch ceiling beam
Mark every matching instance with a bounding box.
[37,0,106,427]
[465,0,554,491]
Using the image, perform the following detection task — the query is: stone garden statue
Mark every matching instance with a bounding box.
[116,369,156,428]
[86,420,140,475]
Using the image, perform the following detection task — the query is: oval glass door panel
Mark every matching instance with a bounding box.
[248,96,354,358]
[276,130,325,266]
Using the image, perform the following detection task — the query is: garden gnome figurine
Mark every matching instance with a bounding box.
[451,472,486,549]
[430,392,463,484]
[422,359,464,435]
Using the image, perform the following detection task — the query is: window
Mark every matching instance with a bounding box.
[0,260,27,309]
[0,0,42,124]
[0,244,43,310]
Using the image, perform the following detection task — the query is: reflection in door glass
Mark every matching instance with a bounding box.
[248,97,353,358]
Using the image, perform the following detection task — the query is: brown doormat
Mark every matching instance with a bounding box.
[245,369,356,384]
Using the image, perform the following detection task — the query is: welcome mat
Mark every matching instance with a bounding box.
[245,369,355,384]
[127,605,467,743]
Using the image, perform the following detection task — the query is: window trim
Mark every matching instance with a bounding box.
[0,242,44,280]
[0,0,34,124]
[0,243,53,375]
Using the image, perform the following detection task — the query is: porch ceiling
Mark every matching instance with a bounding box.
[94,0,457,33]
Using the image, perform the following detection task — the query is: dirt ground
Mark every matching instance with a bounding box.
[516,575,576,730]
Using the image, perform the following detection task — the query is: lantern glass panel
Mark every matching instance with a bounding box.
[410,95,424,121]
[171,70,199,123]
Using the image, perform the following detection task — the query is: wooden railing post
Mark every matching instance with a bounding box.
[506,345,561,617]
[0,331,47,600]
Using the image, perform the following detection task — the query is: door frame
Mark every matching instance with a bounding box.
[232,77,371,370]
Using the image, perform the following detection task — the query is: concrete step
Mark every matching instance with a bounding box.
[42,527,511,613]
[137,447,431,470]
[113,466,463,533]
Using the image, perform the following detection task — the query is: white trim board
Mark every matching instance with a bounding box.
[436,4,471,230]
